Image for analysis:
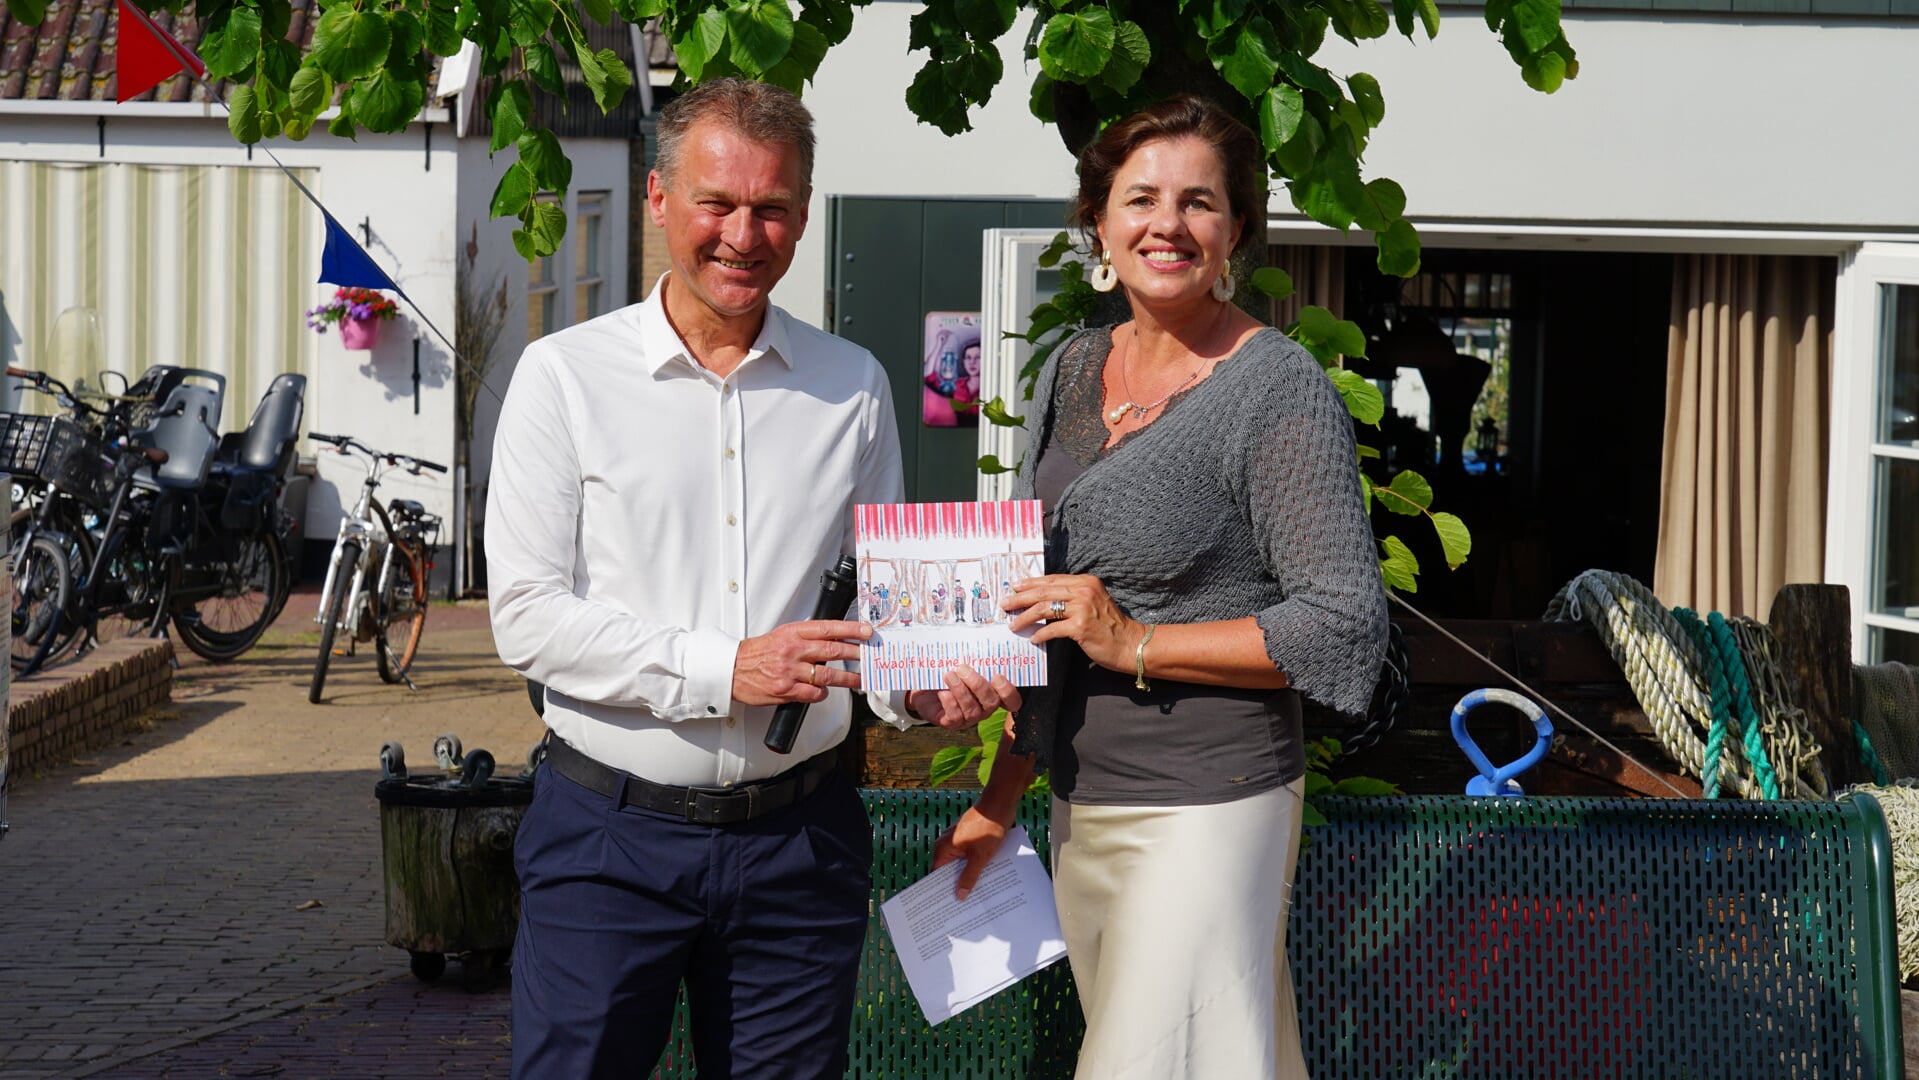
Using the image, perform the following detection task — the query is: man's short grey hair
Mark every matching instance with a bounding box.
[654,78,816,192]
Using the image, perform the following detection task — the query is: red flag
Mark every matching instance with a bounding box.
[116,0,205,103]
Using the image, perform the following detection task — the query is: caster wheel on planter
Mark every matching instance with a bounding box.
[462,949,504,993]
[409,950,446,983]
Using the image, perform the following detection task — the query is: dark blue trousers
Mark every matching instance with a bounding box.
[510,760,872,1079]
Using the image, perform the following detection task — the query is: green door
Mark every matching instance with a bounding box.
[827,196,1069,503]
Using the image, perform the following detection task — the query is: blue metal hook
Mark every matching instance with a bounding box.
[1451,688,1554,797]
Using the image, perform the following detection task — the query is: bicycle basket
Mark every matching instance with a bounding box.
[0,413,112,509]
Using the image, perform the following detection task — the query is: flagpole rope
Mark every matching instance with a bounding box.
[139,27,505,407]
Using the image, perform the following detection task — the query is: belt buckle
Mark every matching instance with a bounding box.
[686,784,757,825]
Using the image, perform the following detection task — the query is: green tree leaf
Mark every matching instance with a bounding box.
[977,454,1020,475]
[525,41,563,94]
[258,38,301,92]
[1348,72,1385,126]
[1249,266,1294,301]
[929,745,982,786]
[1301,800,1328,828]
[1432,511,1472,569]
[1304,770,1334,796]
[518,127,573,194]
[349,68,425,133]
[327,101,358,139]
[1379,534,1419,592]
[311,6,392,82]
[577,45,632,113]
[799,0,855,45]
[489,80,532,153]
[1377,216,1421,277]
[4,0,46,24]
[528,198,568,256]
[1352,177,1406,232]
[1271,111,1323,177]
[287,65,333,121]
[283,116,315,140]
[673,9,729,81]
[953,0,1015,40]
[200,5,262,82]
[511,227,536,260]
[725,0,796,77]
[1505,0,1562,54]
[982,396,1024,427]
[1258,85,1303,154]
[1276,52,1341,100]
[490,161,535,220]
[1380,469,1432,515]
[1328,367,1385,425]
[226,83,263,144]
[425,0,461,55]
[508,0,554,46]
[1037,7,1114,80]
[1037,230,1073,268]
[1214,16,1280,102]
[580,0,613,26]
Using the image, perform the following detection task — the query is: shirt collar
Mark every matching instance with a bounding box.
[637,273,796,377]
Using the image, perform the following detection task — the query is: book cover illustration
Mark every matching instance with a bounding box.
[855,500,1048,692]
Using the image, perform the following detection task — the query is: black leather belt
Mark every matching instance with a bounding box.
[542,736,839,826]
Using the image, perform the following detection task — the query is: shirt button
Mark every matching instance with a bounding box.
[725,447,736,459]
[706,705,718,714]
[725,717,737,728]
[726,513,737,526]
[722,385,733,396]
[728,581,739,593]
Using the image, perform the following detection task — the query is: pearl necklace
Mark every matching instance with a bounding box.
[1106,328,1202,424]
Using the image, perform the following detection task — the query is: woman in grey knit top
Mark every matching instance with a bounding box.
[932,97,1388,1079]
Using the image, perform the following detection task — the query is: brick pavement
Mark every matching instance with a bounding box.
[0,595,540,1079]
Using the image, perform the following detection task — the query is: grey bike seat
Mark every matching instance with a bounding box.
[138,383,221,490]
[234,373,306,474]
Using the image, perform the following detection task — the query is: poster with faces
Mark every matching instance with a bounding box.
[921,312,982,428]
[855,501,1048,692]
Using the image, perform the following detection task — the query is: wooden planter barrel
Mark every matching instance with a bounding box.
[375,773,532,988]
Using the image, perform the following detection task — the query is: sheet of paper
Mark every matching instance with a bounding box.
[878,826,1069,1025]
[854,500,1048,690]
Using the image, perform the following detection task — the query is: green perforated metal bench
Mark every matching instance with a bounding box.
[652,790,1903,1079]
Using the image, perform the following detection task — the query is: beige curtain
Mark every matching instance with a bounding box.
[1653,254,1835,619]
[1266,244,1345,325]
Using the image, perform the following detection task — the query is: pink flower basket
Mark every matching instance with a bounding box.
[339,315,380,351]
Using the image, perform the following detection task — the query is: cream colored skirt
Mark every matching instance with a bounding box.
[1052,780,1308,1080]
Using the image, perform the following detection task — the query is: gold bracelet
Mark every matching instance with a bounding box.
[1134,624,1156,691]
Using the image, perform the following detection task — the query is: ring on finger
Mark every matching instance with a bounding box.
[806,662,819,686]
[1048,599,1067,619]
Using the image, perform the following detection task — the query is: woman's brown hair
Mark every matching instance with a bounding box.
[1071,95,1264,258]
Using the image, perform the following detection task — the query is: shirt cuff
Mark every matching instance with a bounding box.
[867,690,921,731]
[681,628,741,720]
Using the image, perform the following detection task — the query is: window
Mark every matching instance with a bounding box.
[527,201,559,343]
[575,192,609,321]
[1869,284,1919,663]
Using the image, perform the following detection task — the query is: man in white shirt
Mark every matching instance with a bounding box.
[487,78,1018,1079]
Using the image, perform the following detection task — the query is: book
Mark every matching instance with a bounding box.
[878,826,1069,1025]
[854,500,1048,692]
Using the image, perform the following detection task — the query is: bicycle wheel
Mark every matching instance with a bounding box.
[375,538,427,684]
[309,541,358,704]
[10,534,72,673]
[173,529,287,662]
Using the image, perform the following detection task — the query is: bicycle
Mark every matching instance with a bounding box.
[307,432,445,704]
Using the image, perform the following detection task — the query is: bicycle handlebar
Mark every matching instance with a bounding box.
[309,432,447,474]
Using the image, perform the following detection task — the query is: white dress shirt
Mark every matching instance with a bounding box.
[487,277,911,786]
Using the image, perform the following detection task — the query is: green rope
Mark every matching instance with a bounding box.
[1708,612,1780,800]
[1675,608,1734,799]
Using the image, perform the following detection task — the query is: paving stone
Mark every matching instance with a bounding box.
[1,602,535,1078]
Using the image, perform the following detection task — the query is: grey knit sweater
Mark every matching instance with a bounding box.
[1008,326,1390,767]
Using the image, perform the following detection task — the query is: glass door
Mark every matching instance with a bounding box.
[1833,244,1919,663]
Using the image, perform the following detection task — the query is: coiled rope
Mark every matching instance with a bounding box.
[1546,569,1827,800]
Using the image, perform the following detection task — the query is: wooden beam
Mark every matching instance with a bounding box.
[1768,584,1858,790]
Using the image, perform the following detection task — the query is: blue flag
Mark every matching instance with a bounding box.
[319,212,402,293]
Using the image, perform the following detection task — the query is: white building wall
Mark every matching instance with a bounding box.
[2,109,628,549]
[779,5,1919,328]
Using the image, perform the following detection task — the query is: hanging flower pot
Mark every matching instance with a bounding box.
[339,315,380,351]
[307,287,400,348]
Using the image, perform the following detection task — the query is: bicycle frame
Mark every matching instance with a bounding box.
[314,451,408,643]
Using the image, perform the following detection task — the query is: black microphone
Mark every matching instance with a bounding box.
[764,555,861,755]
